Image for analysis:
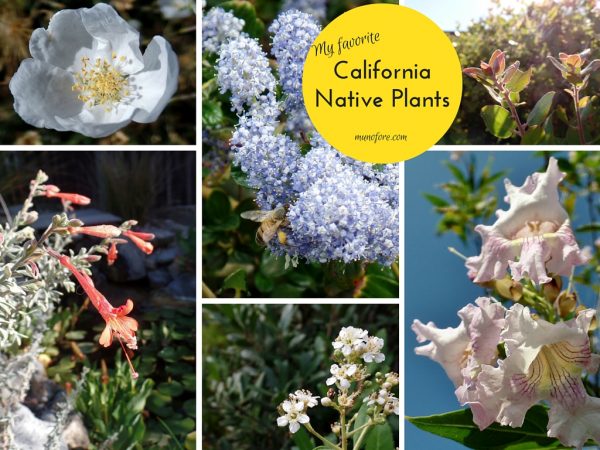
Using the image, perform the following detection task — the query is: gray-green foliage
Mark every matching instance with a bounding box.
[0,170,100,448]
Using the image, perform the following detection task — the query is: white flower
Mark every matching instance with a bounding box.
[276,399,309,433]
[362,336,385,363]
[547,394,600,449]
[366,388,400,416]
[9,3,179,138]
[326,363,357,389]
[160,0,195,19]
[332,326,368,356]
[292,389,319,408]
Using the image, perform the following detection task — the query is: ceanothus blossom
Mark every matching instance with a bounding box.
[466,157,589,285]
[216,34,276,114]
[280,0,327,22]
[276,399,310,433]
[202,7,245,54]
[9,3,178,138]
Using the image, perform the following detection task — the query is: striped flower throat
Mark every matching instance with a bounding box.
[72,53,132,111]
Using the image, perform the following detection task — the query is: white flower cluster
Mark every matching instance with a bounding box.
[332,326,385,363]
[277,327,396,437]
[365,372,400,416]
[276,389,319,433]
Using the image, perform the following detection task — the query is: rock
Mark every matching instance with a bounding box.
[166,273,196,302]
[156,247,180,265]
[147,269,173,288]
[11,404,67,450]
[62,414,90,449]
[106,243,147,282]
[23,361,58,414]
[142,226,176,248]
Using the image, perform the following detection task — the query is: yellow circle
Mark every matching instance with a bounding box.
[302,4,462,163]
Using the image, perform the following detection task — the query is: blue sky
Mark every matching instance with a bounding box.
[405,151,598,449]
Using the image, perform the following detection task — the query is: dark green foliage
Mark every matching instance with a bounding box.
[202,304,399,450]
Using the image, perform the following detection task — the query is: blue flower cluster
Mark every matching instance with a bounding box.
[216,35,276,114]
[211,8,399,266]
[281,0,328,22]
[202,7,245,54]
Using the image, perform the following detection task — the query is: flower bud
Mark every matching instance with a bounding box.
[556,291,577,318]
[331,423,341,435]
[67,219,84,228]
[576,305,597,331]
[542,277,562,303]
[494,277,523,302]
[321,397,333,407]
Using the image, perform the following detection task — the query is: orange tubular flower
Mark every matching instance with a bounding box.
[51,251,139,378]
[67,225,122,239]
[107,241,119,266]
[43,185,91,205]
[123,230,155,255]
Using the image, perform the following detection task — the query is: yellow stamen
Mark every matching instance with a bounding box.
[72,54,130,111]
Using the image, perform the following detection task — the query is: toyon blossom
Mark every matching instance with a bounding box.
[276,399,310,434]
[43,185,91,205]
[466,157,589,285]
[50,250,139,379]
[9,3,178,138]
[326,363,357,390]
[333,326,368,356]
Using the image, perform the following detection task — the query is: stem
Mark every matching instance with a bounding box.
[341,408,347,450]
[13,224,55,269]
[352,423,373,450]
[573,86,586,145]
[347,420,372,437]
[202,281,217,298]
[304,423,342,450]
[495,80,526,138]
[391,261,399,278]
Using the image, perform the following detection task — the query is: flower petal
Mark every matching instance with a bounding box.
[80,3,144,74]
[9,59,83,131]
[548,395,600,449]
[130,36,179,123]
[99,324,113,347]
[276,416,288,427]
[289,421,300,433]
[29,9,94,71]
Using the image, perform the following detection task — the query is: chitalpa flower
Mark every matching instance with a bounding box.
[276,398,310,434]
[10,3,179,138]
[466,157,589,286]
[414,298,600,448]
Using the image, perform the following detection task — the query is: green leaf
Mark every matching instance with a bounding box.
[423,194,449,208]
[521,125,545,145]
[527,92,555,126]
[64,330,85,340]
[202,99,224,128]
[481,105,516,139]
[407,405,565,449]
[231,165,255,189]
[292,426,314,450]
[359,275,398,298]
[184,432,196,450]
[222,269,247,293]
[353,403,371,450]
[506,67,533,93]
[158,381,184,397]
[205,190,231,223]
[576,223,600,233]
[365,422,394,450]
